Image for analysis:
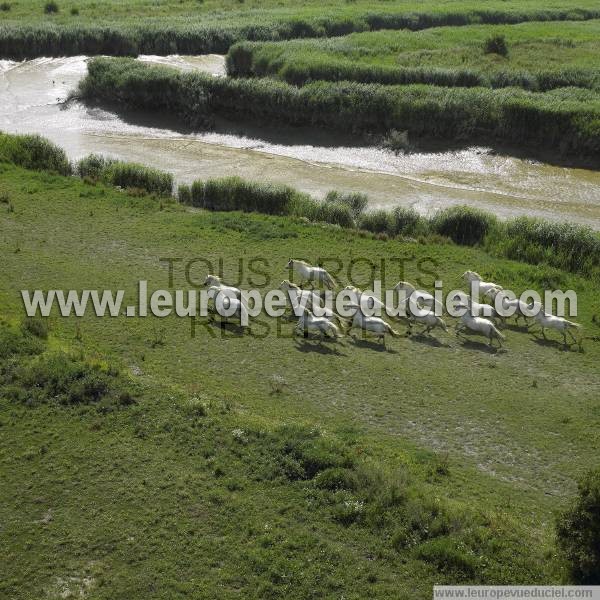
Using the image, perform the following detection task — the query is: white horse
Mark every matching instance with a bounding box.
[347,304,401,345]
[286,259,336,289]
[410,309,448,335]
[455,304,505,348]
[462,271,503,297]
[203,274,242,298]
[533,310,581,346]
[280,280,347,328]
[485,288,536,327]
[296,308,343,340]
[393,281,444,314]
[206,285,246,325]
[345,285,412,333]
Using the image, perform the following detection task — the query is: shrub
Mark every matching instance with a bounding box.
[0,321,44,359]
[70,6,79,15]
[101,162,173,196]
[314,467,359,491]
[325,190,368,220]
[358,209,394,235]
[177,184,192,205]
[381,129,411,154]
[21,317,49,340]
[500,218,600,277]
[75,153,113,180]
[44,1,59,14]
[556,467,600,584]
[484,34,508,57]
[415,537,478,578]
[392,206,424,236]
[0,133,71,175]
[0,3,11,11]
[431,205,497,246]
[2,352,136,407]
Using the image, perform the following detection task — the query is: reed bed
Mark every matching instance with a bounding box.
[0,132,71,175]
[0,130,596,278]
[178,176,600,278]
[76,154,173,196]
[80,58,600,161]
[2,5,600,59]
[226,21,600,92]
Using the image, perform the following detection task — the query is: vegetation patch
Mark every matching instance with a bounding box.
[79,58,600,162]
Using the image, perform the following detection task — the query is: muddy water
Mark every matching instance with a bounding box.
[1,55,600,227]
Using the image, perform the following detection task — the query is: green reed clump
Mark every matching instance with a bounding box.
[102,162,173,196]
[75,153,114,180]
[484,34,509,57]
[75,154,172,196]
[325,190,368,220]
[431,206,498,246]
[0,132,71,175]
[495,217,600,277]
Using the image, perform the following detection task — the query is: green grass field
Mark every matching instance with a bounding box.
[2,0,600,58]
[3,0,600,25]
[1,163,600,596]
[227,20,600,89]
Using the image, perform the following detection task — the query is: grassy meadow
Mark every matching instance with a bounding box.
[1,161,600,596]
[227,20,600,90]
[2,0,600,58]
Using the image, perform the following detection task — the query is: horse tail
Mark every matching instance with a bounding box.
[437,317,448,332]
[565,320,581,329]
[324,271,337,289]
[386,323,402,337]
[492,325,505,340]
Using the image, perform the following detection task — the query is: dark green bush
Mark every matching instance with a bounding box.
[21,317,49,340]
[556,467,600,583]
[75,153,113,180]
[101,162,173,196]
[44,1,59,14]
[431,206,498,246]
[314,467,359,491]
[358,209,394,235]
[177,184,192,205]
[325,190,368,220]
[392,206,424,236]
[2,351,136,407]
[0,321,44,359]
[0,133,71,175]
[0,3,11,11]
[484,34,509,57]
[415,537,478,578]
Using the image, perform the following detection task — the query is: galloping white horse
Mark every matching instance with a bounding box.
[533,310,581,346]
[347,304,401,345]
[393,281,444,314]
[455,303,505,348]
[410,309,448,335]
[206,285,246,324]
[462,271,503,297]
[345,285,412,332]
[286,259,336,289]
[485,288,536,326]
[296,308,343,340]
[203,274,242,298]
[281,280,347,327]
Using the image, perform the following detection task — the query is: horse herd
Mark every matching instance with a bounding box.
[203,259,582,350]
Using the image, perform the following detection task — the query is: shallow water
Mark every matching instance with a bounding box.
[1,55,600,227]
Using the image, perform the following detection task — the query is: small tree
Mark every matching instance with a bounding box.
[44,1,59,13]
[484,35,508,57]
[556,467,600,584]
